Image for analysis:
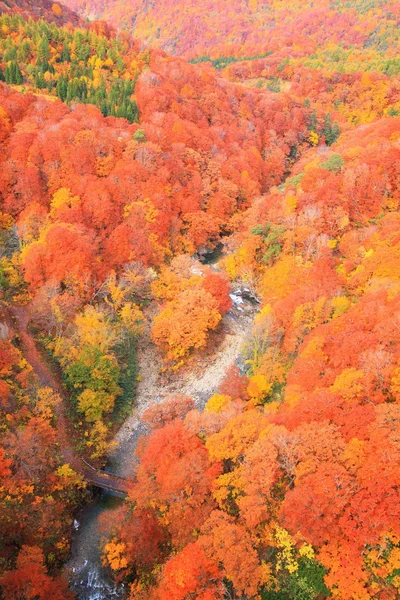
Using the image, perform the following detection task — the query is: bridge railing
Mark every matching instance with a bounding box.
[81,458,131,494]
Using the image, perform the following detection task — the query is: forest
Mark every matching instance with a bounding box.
[0,0,399,599]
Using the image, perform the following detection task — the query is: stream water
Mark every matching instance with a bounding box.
[67,492,126,600]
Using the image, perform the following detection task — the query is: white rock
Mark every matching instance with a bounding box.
[229,293,244,305]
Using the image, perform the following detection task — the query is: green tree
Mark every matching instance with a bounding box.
[60,43,71,63]
[5,61,23,84]
[56,76,68,101]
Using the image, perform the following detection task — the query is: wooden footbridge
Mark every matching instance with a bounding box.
[81,460,131,495]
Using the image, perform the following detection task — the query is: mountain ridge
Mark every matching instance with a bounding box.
[0,0,84,26]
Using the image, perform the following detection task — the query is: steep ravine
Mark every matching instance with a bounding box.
[67,307,255,600]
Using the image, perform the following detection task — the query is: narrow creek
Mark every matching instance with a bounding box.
[67,494,125,600]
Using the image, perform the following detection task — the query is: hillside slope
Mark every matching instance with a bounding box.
[62,0,400,59]
[0,1,400,599]
[0,0,83,26]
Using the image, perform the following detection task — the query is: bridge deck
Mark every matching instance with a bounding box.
[81,460,132,495]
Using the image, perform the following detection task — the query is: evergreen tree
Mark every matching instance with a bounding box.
[60,43,71,63]
[323,114,340,145]
[4,45,17,62]
[4,63,11,83]
[14,62,22,84]
[37,37,51,64]
[74,32,90,62]
[96,39,107,60]
[66,79,76,102]
[34,70,46,89]
[308,110,318,132]
[100,99,110,117]
[56,76,68,101]
[17,41,31,62]
[5,61,23,84]
[330,121,340,144]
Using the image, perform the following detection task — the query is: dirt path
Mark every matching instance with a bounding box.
[9,305,131,494]
[10,305,79,468]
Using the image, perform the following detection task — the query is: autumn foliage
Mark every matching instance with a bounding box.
[1,0,400,598]
[61,0,400,64]
[99,87,400,600]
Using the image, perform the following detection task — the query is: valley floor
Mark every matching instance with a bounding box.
[67,306,254,598]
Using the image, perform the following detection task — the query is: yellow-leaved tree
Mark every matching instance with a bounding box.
[152,288,221,368]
